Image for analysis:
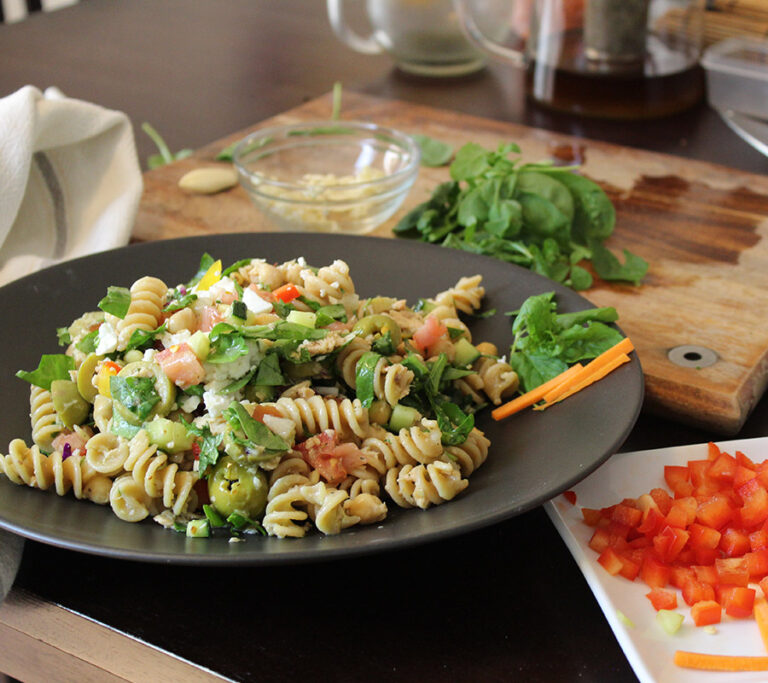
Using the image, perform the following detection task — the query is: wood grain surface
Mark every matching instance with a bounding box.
[136,92,768,434]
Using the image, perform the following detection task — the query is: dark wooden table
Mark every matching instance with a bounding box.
[1,2,767,681]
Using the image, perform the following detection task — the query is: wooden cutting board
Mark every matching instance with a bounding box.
[136,92,768,435]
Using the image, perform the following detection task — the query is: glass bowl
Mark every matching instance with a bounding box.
[232,121,421,234]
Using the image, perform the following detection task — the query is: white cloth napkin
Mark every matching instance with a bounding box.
[0,86,143,602]
[0,85,143,287]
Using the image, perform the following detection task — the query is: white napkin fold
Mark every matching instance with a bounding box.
[0,85,143,287]
[0,86,143,602]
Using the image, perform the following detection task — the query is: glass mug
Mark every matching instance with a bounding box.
[327,0,501,77]
[454,0,706,118]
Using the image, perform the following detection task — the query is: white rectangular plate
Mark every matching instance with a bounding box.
[546,436,768,683]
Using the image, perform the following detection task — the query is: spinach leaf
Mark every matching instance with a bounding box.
[98,286,131,319]
[181,418,222,475]
[207,323,249,364]
[225,402,289,453]
[590,241,649,285]
[109,376,160,422]
[16,354,75,390]
[76,330,99,354]
[355,351,381,408]
[413,134,454,167]
[255,352,285,386]
[126,322,168,352]
[56,327,71,347]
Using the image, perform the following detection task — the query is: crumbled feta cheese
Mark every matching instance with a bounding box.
[160,329,192,349]
[203,388,233,418]
[179,394,201,413]
[242,287,273,315]
[95,322,118,355]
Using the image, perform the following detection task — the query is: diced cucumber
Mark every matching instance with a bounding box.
[144,417,194,453]
[453,338,480,367]
[186,519,210,538]
[388,404,421,432]
[187,330,210,361]
[231,300,247,320]
[656,609,684,635]
[286,310,317,328]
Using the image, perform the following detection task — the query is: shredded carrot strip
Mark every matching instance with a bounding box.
[674,651,768,671]
[491,363,584,421]
[534,353,631,410]
[755,598,768,653]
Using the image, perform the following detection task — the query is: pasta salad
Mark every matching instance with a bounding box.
[1,254,519,539]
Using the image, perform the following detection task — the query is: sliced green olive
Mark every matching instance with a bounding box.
[117,361,176,418]
[352,314,402,348]
[76,353,103,403]
[51,379,90,428]
[208,456,268,519]
[144,417,194,453]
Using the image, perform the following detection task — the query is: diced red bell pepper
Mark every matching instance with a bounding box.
[734,465,758,488]
[740,485,768,529]
[719,527,751,557]
[692,564,719,586]
[637,508,665,536]
[736,450,757,470]
[611,503,642,528]
[720,586,756,618]
[688,522,721,551]
[715,557,750,586]
[646,588,678,611]
[649,488,673,516]
[272,283,301,303]
[751,529,768,551]
[653,525,689,563]
[665,465,693,497]
[745,549,768,579]
[562,490,577,505]
[708,452,738,482]
[707,442,722,460]
[691,600,722,627]
[581,508,604,527]
[696,495,735,529]
[689,459,722,497]
[682,579,716,606]
[640,555,671,589]
[597,547,624,576]
[670,566,695,589]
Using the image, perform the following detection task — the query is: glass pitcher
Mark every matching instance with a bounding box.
[454,0,706,118]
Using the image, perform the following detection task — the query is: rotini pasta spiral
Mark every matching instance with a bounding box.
[109,473,159,522]
[337,342,414,406]
[29,385,61,450]
[85,432,129,476]
[433,275,485,315]
[122,430,197,516]
[116,276,167,350]
[362,419,444,473]
[0,439,112,504]
[263,486,311,538]
[344,493,387,525]
[92,395,113,434]
[443,427,491,477]
[300,259,355,307]
[472,355,519,405]
[335,336,370,388]
[384,460,468,510]
[272,395,370,441]
[299,481,359,535]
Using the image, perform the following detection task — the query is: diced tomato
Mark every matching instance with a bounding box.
[411,314,448,354]
[272,283,301,303]
[646,588,678,611]
[682,579,716,607]
[296,430,345,486]
[198,305,225,332]
[597,547,624,576]
[691,600,722,627]
[562,490,577,505]
[720,527,751,557]
[155,343,205,389]
[665,465,693,497]
[720,586,756,618]
[52,428,91,456]
[715,557,750,586]
[640,555,671,589]
[333,442,368,473]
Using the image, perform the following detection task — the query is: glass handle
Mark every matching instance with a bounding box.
[452,0,528,68]
[326,0,385,56]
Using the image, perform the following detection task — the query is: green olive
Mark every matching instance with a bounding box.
[144,417,194,453]
[368,399,392,425]
[76,353,103,403]
[361,296,397,316]
[50,379,90,428]
[117,361,176,418]
[208,456,268,519]
[352,314,402,348]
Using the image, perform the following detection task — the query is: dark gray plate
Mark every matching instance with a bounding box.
[0,233,643,564]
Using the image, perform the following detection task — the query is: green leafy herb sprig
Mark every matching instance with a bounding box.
[394,142,648,290]
[506,291,624,393]
[142,122,193,169]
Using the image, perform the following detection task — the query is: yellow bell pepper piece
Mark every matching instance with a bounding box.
[195,259,222,291]
[96,361,121,398]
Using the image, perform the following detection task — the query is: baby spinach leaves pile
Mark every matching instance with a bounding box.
[394,142,647,290]
[507,291,623,393]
